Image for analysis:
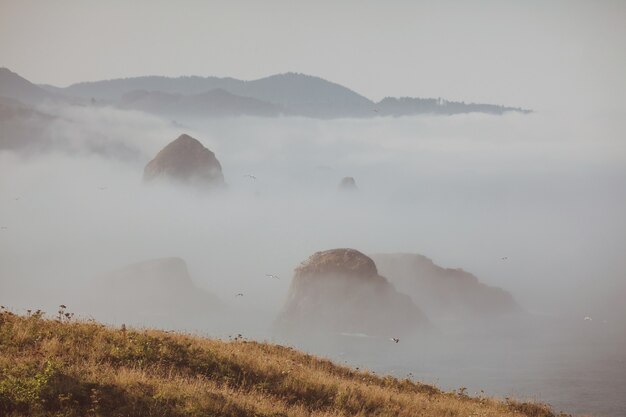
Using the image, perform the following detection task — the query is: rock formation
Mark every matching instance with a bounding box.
[143,134,225,188]
[275,248,428,337]
[88,257,222,328]
[371,253,521,321]
[338,176,358,191]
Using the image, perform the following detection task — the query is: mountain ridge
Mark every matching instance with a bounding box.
[34,70,530,117]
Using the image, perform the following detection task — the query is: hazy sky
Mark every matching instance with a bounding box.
[1,0,625,112]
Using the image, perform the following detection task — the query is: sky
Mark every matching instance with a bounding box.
[1,0,626,113]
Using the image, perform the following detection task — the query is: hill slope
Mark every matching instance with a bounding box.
[119,88,284,118]
[0,68,58,105]
[41,74,243,101]
[0,311,562,417]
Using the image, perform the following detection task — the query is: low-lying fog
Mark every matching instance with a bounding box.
[1,106,625,416]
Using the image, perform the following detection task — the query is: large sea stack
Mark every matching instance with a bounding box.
[143,134,225,188]
[371,253,521,321]
[86,257,222,328]
[275,248,428,337]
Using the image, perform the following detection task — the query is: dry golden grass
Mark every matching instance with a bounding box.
[0,309,567,417]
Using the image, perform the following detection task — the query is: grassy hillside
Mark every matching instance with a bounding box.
[0,308,565,417]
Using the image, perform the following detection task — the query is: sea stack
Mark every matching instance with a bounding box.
[338,176,358,191]
[275,248,428,337]
[143,134,225,188]
[371,253,522,320]
[87,257,222,328]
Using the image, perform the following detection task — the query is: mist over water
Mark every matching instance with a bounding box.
[1,105,625,416]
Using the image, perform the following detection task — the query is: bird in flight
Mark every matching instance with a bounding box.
[97,186,108,191]
[265,274,280,279]
[235,293,244,297]
[244,174,257,180]
[390,337,400,343]
[584,316,593,321]
[501,256,508,261]
[0,226,7,230]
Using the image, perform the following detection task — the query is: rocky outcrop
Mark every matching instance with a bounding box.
[143,134,225,188]
[275,249,428,337]
[371,253,521,320]
[338,176,358,191]
[88,257,222,328]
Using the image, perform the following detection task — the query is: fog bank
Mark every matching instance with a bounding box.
[1,106,625,415]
